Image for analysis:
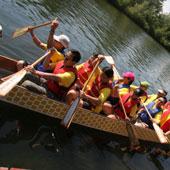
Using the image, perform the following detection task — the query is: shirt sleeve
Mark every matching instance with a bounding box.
[98,88,111,103]
[154,111,162,124]
[130,105,138,118]
[93,88,111,113]
[57,72,76,87]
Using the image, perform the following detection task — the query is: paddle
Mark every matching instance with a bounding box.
[12,20,53,38]
[61,59,101,128]
[105,56,140,147]
[143,104,168,143]
[0,52,48,97]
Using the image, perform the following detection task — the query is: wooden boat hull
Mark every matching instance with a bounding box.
[0,55,18,72]
[0,55,170,148]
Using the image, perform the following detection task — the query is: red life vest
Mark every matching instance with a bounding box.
[86,76,112,97]
[160,109,170,132]
[78,62,93,85]
[114,93,140,119]
[47,61,77,96]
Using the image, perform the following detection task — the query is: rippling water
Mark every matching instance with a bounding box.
[0,0,170,169]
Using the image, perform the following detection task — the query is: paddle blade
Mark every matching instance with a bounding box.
[126,121,140,147]
[105,56,115,65]
[12,27,29,38]
[61,97,80,128]
[0,69,26,96]
[152,122,168,143]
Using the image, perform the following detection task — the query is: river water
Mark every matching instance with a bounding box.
[0,0,170,170]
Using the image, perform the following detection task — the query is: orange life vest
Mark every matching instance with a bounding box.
[78,62,93,85]
[47,61,77,96]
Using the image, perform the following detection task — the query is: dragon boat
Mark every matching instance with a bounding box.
[0,54,170,149]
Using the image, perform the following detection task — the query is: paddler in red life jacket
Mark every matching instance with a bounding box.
[29,19,70,72]
[135,97,166,129]
[65,54,104,105]
[79,66,113,113]
[22,50,81,100]
[160,101,170,134]
[104,88,143,120]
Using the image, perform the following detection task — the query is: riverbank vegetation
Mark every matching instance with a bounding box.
[109,0,170,51]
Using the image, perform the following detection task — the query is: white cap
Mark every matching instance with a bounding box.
[158,89,167,96]
[0,25,2,31]
[53,34,70,48]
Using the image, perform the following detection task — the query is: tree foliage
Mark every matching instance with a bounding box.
[111,0,170,50]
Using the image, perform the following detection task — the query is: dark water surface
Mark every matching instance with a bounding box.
[0,0,170,169]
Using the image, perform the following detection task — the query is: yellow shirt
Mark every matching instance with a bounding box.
[154,111,163,123]
[57,72,76,88]
[129,104,139,118]
[144,94,157,105]
[42,43,64,63]
[93,88,111,113]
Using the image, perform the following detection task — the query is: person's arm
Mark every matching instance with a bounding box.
[42,49,56,70]
[30,68,60,82]
[93,88,111,113]
[47,19,59,49]
[28,29,47,50]
[81,92,101,106]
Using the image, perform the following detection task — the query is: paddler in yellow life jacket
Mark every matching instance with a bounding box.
[28,19,70,72]
[135,97,166,129]
[131,81,150,103]
[65,54,103,105]
[104,71,135,108]
[144,89,167,105]
[79,66,113,113]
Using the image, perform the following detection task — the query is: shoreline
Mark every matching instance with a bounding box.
[108,0,170,52]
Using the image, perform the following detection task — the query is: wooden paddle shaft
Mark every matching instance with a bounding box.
[61,58,102,128]
[30,21,53,30]
[31,51,50,67]
[143,105,153,119]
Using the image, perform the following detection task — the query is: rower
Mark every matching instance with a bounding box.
[104,88,143,120]
[104,71,135,111]
[28,19,70,72]
[65,54,104,105]
[144,89,167,105]
[79,66,113,113]
[22,50,81,101]
[135,97,166,129]
[131,81,150,103]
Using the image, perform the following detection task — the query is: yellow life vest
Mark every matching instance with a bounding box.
[50,49,64,63]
